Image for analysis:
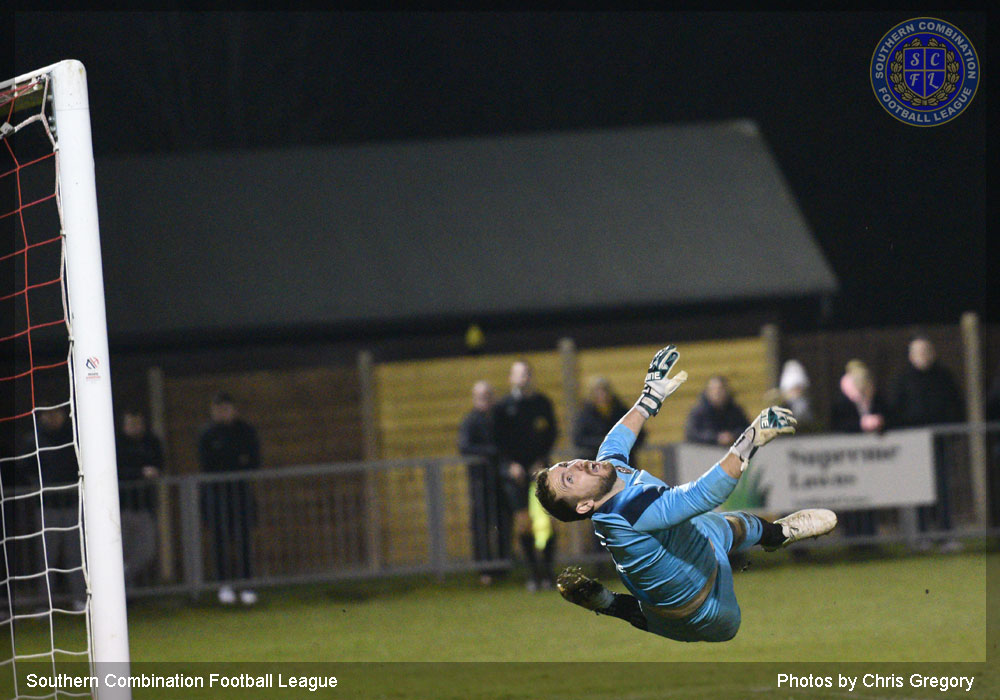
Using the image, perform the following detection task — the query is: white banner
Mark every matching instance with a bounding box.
[672,429,936,512]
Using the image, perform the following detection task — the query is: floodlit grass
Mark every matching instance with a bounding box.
[8,551,994,699]
[117,551,989,663]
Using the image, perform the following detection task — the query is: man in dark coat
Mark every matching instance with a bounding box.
[890,336,964,428]
[890,336,965,543]
[25,406,86,609]
[457,380,506,583]
[684,376,749,446]
[198,392,261,605]
[987,365,1000,527]
[493,360,557,590]
[116,409,163,585]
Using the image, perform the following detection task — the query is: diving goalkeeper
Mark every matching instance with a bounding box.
[534,346,837,642]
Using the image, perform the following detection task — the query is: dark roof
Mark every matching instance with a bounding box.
[96,120,837,337]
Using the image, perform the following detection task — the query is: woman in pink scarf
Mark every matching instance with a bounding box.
[832,360,891,434]
[830,359,892,544]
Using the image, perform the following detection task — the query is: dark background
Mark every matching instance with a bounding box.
[9,11,989,343]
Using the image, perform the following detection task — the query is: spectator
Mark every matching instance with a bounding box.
[493,361,557,591]
[767,360,817,431]
[573,376,646,460]
[890,335,965,549]
[890,336,964,428]
[684,376,749,446]
[27,406,86,610]
[115,409,162,586]
[831,360,891,435]
[3,418,41,615]
[457,380,506,584]
[198,392,260,606]
[986,364,1000,527]
[573,376,646,554]
[831,360,891,542]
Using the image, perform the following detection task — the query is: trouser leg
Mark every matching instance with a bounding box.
[720,511,784,553]
[467,464,490,563]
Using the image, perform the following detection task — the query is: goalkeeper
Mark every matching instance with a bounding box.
[534,346,837,642]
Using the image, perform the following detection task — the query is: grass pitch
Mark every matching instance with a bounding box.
[121,550,989,663]
[8,550,994,699]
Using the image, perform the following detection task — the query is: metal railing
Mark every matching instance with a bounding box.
[54,422,1000,600]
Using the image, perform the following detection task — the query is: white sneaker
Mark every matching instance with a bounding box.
[239,589,258,606]
[766,509,838,550]
[217,585,236,605]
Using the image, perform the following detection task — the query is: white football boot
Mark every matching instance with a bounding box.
[217,585,237,605]
[765,509,838,551]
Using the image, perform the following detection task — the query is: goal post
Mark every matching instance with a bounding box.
[52,60,132,675]
[2,59,131,697]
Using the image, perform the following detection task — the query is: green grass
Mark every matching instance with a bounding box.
[113,551,988,663]
[7,551,995,699]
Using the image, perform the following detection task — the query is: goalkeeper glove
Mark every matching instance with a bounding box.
[729,406,797,469]
[635,345,688,418]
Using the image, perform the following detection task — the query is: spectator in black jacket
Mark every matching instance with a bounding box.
[574,376,646,460]
[116,409,163,585]
[890,336,965,547]
[890,336,964,427]
[198,392,261,606]
[830,360,890,542]
[457,380,506,584]
[987,364,1000,527]
[493,360,557,591]
[27,406,86,609]
[684,376,748,446]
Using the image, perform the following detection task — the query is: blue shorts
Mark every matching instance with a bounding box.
[640,511,759,642]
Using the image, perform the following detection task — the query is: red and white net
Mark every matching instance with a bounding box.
[2,72,93,697]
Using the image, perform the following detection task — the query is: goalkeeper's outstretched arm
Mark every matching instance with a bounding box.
[603,346,796,480]
[631,406,799,530]
[617,410,744,482]
[598,345,689,462]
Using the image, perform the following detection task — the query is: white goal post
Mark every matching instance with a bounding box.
[2,60,131,697]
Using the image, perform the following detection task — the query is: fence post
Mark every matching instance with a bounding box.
[424,460,447,579]
[960,312,989,528]
[178,476,203,599]
[559,337,578,453]
[357,350,382,572]
[147,366,175,582]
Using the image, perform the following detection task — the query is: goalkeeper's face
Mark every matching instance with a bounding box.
[546,460,618,514]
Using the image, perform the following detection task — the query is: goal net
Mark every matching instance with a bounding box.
[1,61,130,698]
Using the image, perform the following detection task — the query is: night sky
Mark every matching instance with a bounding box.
[11,11,989,331]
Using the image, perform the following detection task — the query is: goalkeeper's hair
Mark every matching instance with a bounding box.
[534,470,589,523]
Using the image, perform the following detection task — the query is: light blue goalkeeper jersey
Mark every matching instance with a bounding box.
[591,423,739,610]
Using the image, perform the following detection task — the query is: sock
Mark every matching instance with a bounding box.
[757,517,787,549]
[600,593,648,631]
